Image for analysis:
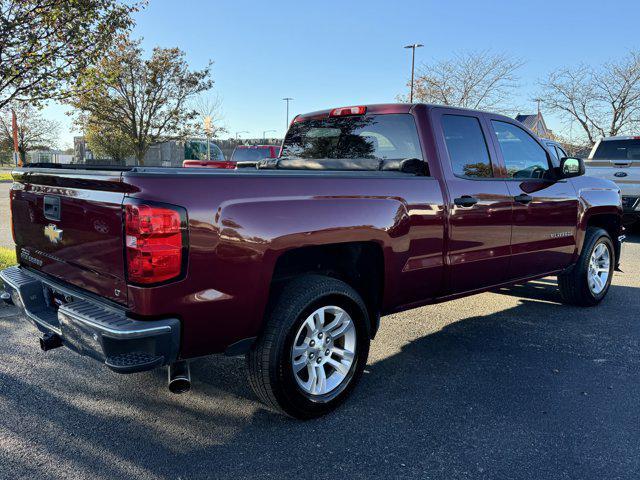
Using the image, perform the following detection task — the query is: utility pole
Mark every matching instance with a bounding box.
[404,43,423,103]
[263,129,276,142]
[282,97,293,129]
[203,116,212,161]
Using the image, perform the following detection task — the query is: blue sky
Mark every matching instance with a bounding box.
[48,0,639,147]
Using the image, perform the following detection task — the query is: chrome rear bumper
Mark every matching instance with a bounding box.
[1,266,180,373]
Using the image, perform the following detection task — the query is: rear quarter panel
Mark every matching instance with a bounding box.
[124,173,445,358]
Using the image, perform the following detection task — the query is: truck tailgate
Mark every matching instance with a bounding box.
[10,170,130,305]
[585,163,640,196]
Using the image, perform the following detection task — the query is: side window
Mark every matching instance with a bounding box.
[547,144,559,160]
[442,115,493,178]
[556,145,568,159]
[492,121,551,179]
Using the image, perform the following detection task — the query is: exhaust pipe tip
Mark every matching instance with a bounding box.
[1,290,13,305]
[168,361,191,394]
[40,332,63,351]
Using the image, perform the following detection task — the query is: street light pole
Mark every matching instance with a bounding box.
[404,43,423,103]
[283,97,293,129]
[263,129,276,142]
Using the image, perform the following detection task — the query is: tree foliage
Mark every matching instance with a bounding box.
[405,50,523,112]
[539,51,640,145]
[0,104,60,160]
[0,0,141,109]
[82,115,135,163]
[69,39,213,164]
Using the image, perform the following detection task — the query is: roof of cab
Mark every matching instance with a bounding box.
[292,103,513,123]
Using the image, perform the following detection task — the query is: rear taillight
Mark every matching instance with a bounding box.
[124,203,185,285]
[329,106,367,117]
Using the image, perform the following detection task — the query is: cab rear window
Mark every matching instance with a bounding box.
[593,140,640,160]
[280,114,423,162]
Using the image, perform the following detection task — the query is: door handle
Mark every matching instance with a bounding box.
[454,195,479,207]
[514,194,533,205]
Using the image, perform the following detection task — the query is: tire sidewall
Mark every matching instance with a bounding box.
[273,287,370,418]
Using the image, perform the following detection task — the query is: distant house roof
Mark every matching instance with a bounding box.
[515,114,538,129]
[515,113,552,138]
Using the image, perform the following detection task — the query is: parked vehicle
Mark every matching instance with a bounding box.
[182,159,236,169]
[584,136,640,225]
[182,140,234,169]
[1,103,624,418]
[230,145,280,162]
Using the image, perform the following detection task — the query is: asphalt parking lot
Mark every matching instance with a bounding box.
[0,179,639,479]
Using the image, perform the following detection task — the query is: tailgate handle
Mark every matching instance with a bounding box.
[43,196,61,221]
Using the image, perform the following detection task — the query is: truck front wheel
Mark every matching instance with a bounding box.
[558,227,615,306]
[246,274,370,419]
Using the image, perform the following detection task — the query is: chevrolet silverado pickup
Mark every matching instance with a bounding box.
[584,136,640,225]
[1,104,624,419]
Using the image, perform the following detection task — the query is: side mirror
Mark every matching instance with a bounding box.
[559,157,585,178]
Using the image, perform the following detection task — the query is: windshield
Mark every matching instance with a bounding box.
[592,139,640,160]
[231,147,273,162]
[280,114,423,161]
[184,140,225,161]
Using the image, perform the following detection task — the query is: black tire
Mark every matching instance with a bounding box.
[246,274,370,419]
[558,227,615,306]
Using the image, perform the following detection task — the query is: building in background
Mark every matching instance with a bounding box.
[515,112,554,139]
[73,136,282,165]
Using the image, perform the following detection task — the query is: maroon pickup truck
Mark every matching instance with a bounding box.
[1,104,624,418]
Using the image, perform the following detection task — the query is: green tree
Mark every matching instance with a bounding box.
[83,115,135,163]
[70,39,213,165]
[0,0,141,109]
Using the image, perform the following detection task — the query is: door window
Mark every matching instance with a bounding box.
[555,145,567,159]
[492,121,551,179]
[442,115,494,178]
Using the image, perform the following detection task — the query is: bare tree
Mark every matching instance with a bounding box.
[191,93,227,138]
[538,51,640,145]
[0,104,60,161]
[404,50,524,112]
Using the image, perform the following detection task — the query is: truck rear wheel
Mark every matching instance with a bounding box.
[246,274,370,419]
[558,227,614,306]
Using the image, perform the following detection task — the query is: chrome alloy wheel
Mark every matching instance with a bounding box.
[291,306,357,396]
[588,241,611,295]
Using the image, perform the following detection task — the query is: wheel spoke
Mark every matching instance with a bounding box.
[326,357,350,376]
[329,317,353,339]
[332,347,354,362]
[313,309,325,331]
[593,274,604,292]
[594,244,604,259]
[292,355,307,373]
[292,344,307,358]
[311,365,327,394]
[322,310,345,333]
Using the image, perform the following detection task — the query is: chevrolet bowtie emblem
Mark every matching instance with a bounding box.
[44,224,63,244]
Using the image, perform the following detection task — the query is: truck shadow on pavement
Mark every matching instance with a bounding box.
[1,279,639,479]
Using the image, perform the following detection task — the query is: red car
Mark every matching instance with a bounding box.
[2,103,624,418]
[230,144,280,162]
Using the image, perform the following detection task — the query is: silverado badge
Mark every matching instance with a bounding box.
[44,224,63,244]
